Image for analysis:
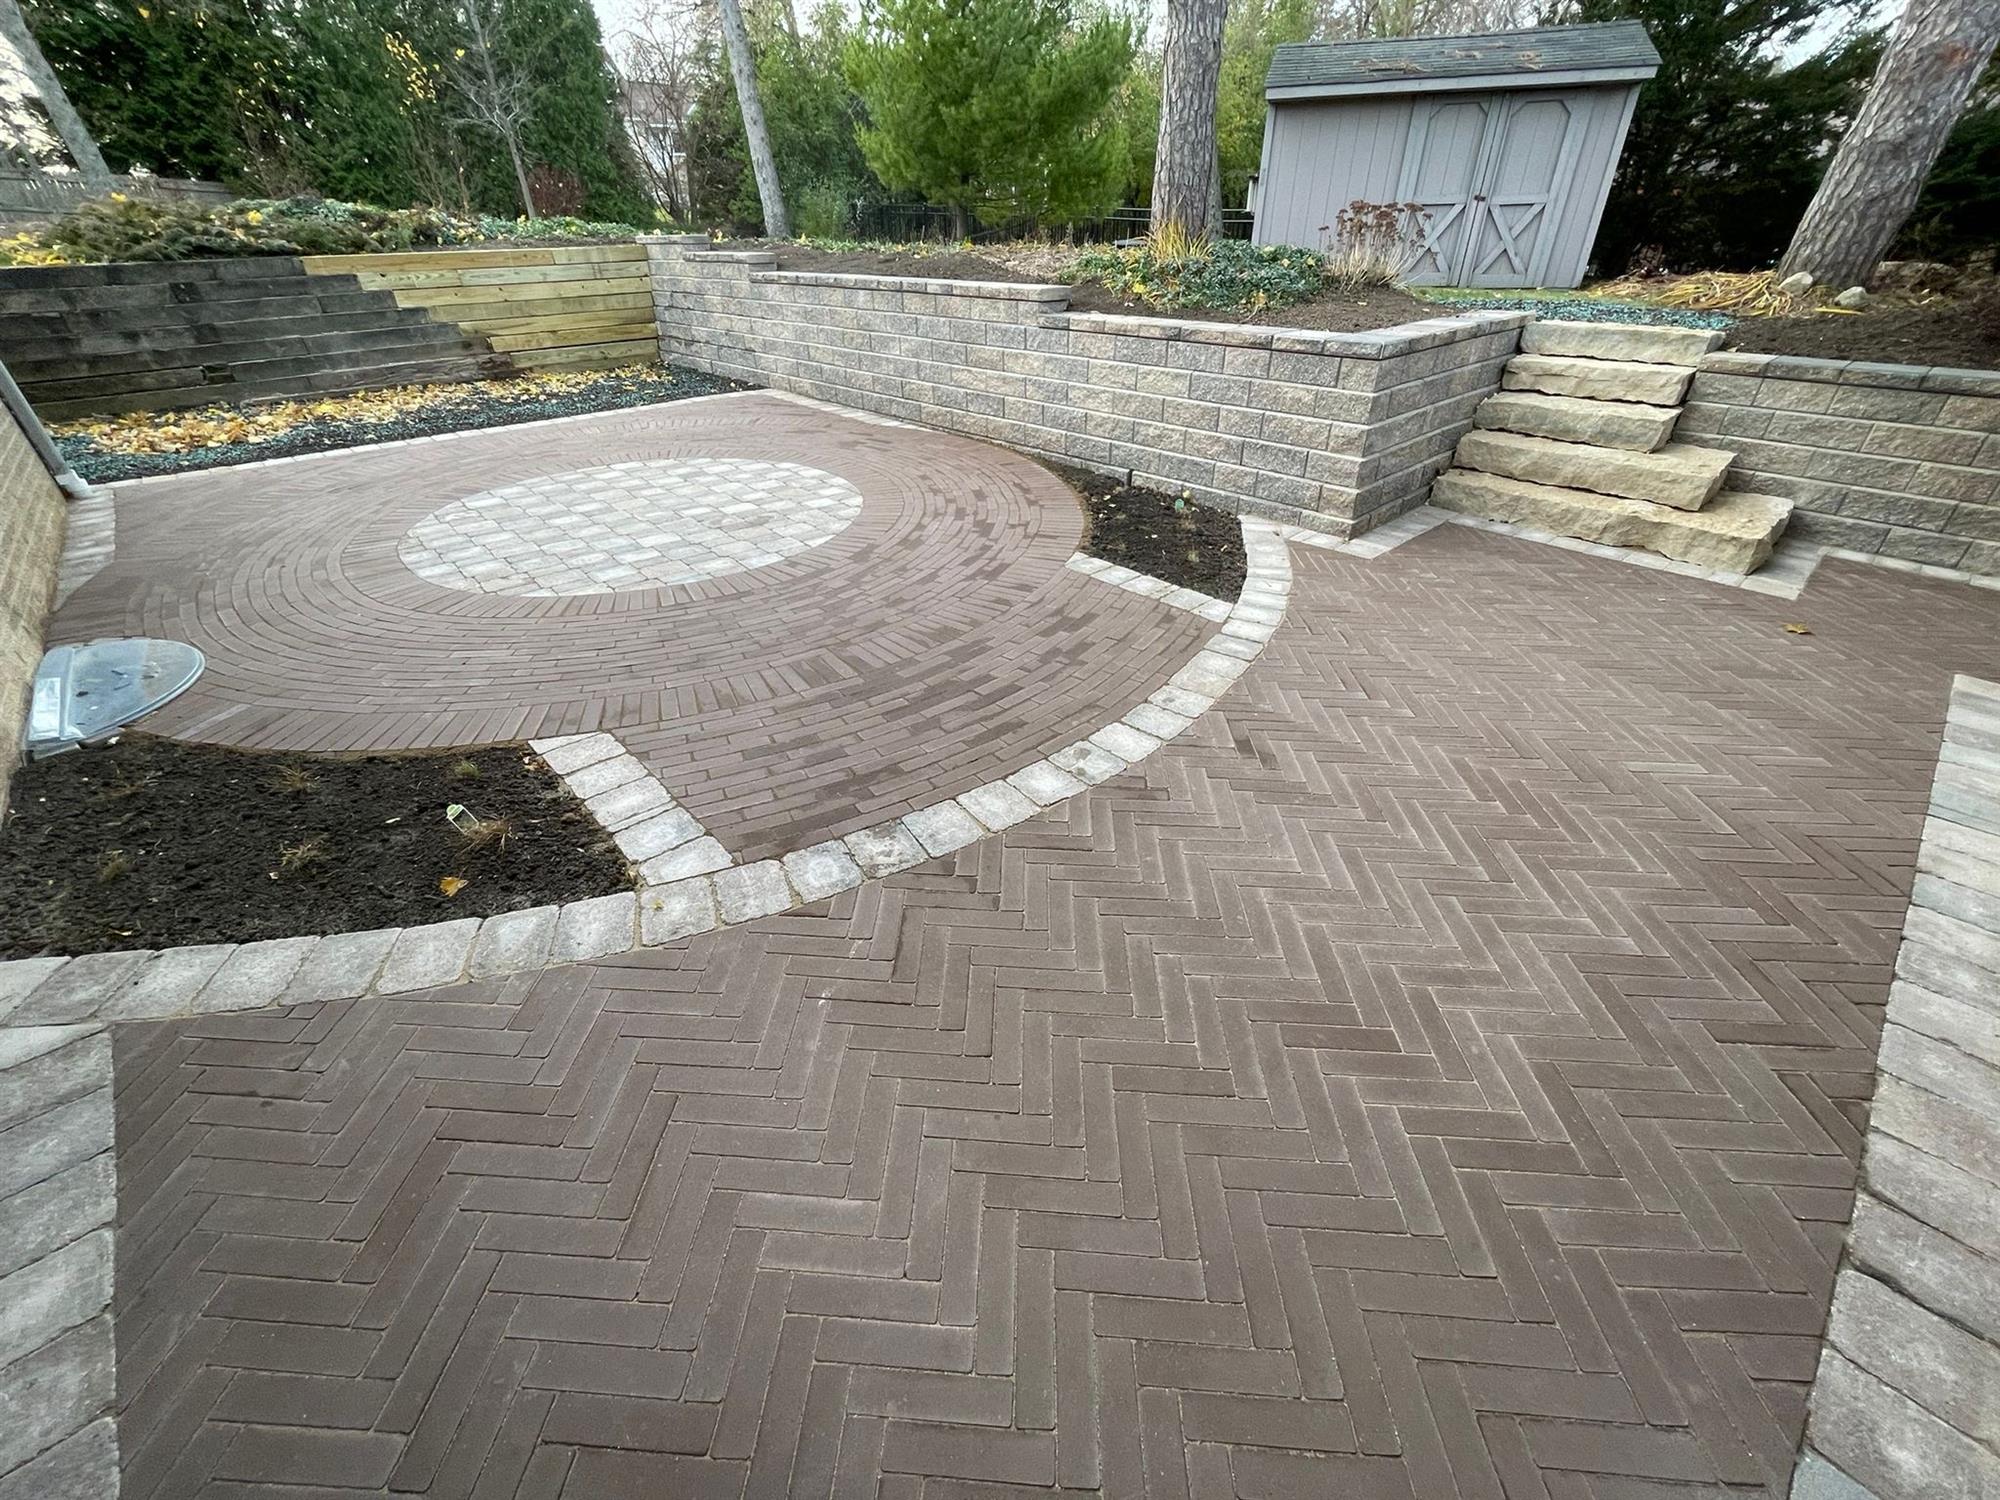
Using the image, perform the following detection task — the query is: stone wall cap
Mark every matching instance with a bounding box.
[1698,346,2000,394]
[1040,306,1524,358]
[1920,367,2000,397]
[1762,354,1853,384]
[749,269,1072,302]
[1836,360,1931,391]
[1697,350,1772,376]
[687,250,779,266]
[640,233,712,246]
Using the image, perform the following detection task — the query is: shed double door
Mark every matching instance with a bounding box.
[1396,90,1585,287]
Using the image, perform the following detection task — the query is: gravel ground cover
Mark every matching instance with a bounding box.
[1420,289,1734,329]
[54,364,749,483]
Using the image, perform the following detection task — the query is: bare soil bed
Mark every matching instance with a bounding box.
[0,737,632,957]
[1056,464,1247,599]
[753,242,1434,332]
[1723,293,2000,370]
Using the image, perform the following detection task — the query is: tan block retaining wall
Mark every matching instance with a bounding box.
[300,243,656,372]
[1681,353,2000,571]
[644,236,1528,536]
[0,396,65,810]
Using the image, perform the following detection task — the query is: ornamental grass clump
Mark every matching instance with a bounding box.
[1069,236,1327,313]
[1319,201,1430,292]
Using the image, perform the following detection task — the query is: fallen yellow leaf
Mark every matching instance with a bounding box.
[439,875,469,897]
[1783,623,1813,635]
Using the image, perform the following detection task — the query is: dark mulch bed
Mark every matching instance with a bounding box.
[58,366,750,484]
[1064,281,1435,332]
[1723,292,2000,369]
[0,737,632,958]
[1055,464,1247,599]
[767,245,1039,284]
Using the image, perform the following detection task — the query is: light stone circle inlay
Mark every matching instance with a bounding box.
[398,457,863,596]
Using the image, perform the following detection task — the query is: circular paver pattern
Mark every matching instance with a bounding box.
[59,393,1214,862]
[398,457,864,597]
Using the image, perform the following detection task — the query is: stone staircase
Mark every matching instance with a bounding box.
[1431,321,1794,574]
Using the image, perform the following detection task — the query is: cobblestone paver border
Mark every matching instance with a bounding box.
[1787,673,2000,1500]
[0,519,1292,1029]
[1063,552,1233,621]
[0,1023,118,1497]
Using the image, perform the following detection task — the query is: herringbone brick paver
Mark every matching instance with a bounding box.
[111,525,2000,1497]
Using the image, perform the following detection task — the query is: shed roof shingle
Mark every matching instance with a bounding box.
[1267,21,1659,95]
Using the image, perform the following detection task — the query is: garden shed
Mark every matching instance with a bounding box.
[1250,22,1660,288]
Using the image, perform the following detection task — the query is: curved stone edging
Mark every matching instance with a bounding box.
[0,520,1293,1029]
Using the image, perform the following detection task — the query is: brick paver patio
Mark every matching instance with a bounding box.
[86,404,2000,1500]
[53,395,1208,862]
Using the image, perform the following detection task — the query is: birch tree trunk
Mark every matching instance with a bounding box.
[1778,0,2000,286]
[0,0,112,181]
[716,0,790,238]
[1151,0,1228,235]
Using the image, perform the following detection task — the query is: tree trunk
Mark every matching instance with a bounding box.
[1150,0,1228,235]
[716,0,790,238]
[0,0,112,181]
[506,138,538,217]
[1779,0,2000,287]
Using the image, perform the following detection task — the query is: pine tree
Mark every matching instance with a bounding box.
[1215,0,1314,211]
[844,0,1135,236]
[1780,0,2000,285]
[1152,0,1228,233]
[1555,0,1881,273]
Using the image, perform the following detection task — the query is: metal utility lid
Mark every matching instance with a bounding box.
[26,639,205,758]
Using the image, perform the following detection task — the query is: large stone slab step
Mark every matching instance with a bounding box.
[1520,320,1725,368]
[1474,390,1681,453]
[1431,469,1792,574]
[1454,429,1734,511]
[1504,354,1694,407]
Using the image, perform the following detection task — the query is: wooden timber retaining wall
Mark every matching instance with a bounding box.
[0,258,509,419]
[0,243,651,420]
[298,244,655,372]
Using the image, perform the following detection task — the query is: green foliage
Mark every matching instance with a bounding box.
[1215,0,1315,212]
[21,0,298,186]
[844,0,1138,230]
[20,0,654,219]
[1071,238,1326,312]
[1111,51,1161,207]
[1899,66,2000,267]
[0,193,643,266]
[500,0,656,222]
[1554,0,1881,273]
[686,3,884,235]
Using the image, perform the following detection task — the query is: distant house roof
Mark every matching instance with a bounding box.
[1266,21,1660,101]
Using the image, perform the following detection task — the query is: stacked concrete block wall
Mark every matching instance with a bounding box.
[0,401,65,812]
[0,258,511,420]
[645,236,1526,535]
[298,244,656,372]
[1789,674,2000,1500]
[1681,353,2000,573]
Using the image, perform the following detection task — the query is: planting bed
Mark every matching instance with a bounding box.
[758,241,1434,331]
[0,737,631,957]
[54,364,748,483]
[1723,292,2000,368]
[1060,464,1248,599]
